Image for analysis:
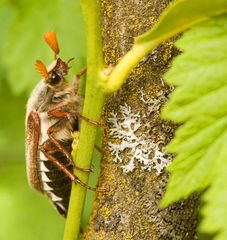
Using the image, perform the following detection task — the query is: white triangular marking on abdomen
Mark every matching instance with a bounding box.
[41,171,51,182]
[55,201,66,211]
[49,192,62,202]
[40,152,48,161]
[39,161,49,172]
[43,182,53,191]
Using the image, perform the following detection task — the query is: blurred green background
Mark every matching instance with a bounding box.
[0,0,98,239]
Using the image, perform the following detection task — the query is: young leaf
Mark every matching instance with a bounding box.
[161,14,227,240]
[105,0,227,93]
[136,0,227,45]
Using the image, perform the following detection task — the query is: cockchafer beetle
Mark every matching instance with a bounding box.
[25,31,103,217]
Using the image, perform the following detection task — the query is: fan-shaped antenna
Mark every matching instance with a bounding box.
[35,60,49,80]
[44,31,60,59]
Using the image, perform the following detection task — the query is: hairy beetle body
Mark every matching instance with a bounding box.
[25,60,82,216]
[25,32,85,216]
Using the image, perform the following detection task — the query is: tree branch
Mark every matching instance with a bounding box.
[84,0,199,238]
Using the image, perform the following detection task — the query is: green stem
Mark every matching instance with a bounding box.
[103,43,157,93]
[63,1,104,240]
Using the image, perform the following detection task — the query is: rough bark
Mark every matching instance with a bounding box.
[84,0,199,239]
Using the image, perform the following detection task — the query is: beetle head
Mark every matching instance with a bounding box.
[35,31,73,88]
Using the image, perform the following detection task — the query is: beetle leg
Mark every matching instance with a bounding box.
[40,146,106,192]
[73,112,103,126]
[47,118,93,173]
[48,108,102,125]
[47,119,72,161]
[72,67,87,93]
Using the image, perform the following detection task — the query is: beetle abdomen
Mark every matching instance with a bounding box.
[38,140,73,217]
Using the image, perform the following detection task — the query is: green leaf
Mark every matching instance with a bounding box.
[161,14,227,240]
[105,0,227,93]
[136,0,227,45]
[199,135,227,239]
[1,0,86,95]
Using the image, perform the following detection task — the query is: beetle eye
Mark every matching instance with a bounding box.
[49,71,61,85]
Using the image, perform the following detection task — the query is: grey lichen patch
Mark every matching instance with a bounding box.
[108,90,172,174]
